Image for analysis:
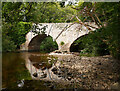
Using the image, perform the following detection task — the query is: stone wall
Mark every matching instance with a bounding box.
[20,23,98,52]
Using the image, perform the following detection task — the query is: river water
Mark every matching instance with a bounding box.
[3,52,119,90]
[2,52,75,90]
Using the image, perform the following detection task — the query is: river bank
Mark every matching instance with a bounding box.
[2,52,120,90]
[49,54,120,90]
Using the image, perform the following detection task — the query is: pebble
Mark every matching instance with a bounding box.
[33,73,38,77]
[38,54,120,89]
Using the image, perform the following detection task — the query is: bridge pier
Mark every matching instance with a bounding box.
[57,43,71,52]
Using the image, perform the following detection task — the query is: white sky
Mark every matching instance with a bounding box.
[65,0,78,6]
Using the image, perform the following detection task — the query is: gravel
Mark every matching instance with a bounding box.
[52,54,120,90]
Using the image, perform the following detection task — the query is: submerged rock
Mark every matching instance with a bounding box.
[51,67,58,72]
[28,54,120,90]
[33,73,38,77]
[40,73,47,78]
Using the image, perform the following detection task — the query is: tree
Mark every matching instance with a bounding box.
[70,2,120,59]
[2,2,76,52]
[2,2,32,51]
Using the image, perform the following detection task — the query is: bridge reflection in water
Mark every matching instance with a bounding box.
[25,53,67,82]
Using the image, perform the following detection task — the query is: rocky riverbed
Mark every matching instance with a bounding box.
[3,52,120,90]
[49,54,120,90]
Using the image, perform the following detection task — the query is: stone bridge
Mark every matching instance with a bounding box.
[20,23,98,52]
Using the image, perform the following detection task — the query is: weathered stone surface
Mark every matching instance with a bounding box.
[20,23,98,52]
[53,54,120,90]
[26,52,120,90]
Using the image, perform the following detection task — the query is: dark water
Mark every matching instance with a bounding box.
[2,52,29,88]
[2,52,52,90]
[2,52,77,91]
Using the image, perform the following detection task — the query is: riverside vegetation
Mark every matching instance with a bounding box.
[2,2,120,90]
[2,2,120,59]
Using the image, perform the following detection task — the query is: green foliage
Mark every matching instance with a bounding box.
[2,35,17,52]
[60,41,65,46]
[2,2,32,51]
[2,21,31,51]
[95,2,120,59]
[10,22,31,47]
[2,2,76,52]
[95,2,119,22]
[2,2,120,59]
[101,20,120,59]
[31,2,76,23]
[71,2,120,59]
[39,36,58,53]
[71,31,109,57]
[72,20,120,59]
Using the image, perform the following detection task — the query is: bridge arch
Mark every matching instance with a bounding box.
[30,34,58,52]
[20,31,58,52]
[28,34,46,51]
[70,34,88,52]
[20,23,98,52]
[28,34,58,52]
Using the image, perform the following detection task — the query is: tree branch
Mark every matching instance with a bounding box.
[76,16,92,31]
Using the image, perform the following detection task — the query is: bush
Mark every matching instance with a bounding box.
[71,19,120,60]
[39,36,58,53]
[102,20,120,59]
[60,41,65,46]
[71,30,110,57]
[2,35,17,52]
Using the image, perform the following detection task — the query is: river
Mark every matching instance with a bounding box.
[2,52,120,90]
[2,52,74,90]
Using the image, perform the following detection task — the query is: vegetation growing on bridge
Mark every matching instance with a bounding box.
[2,2,120,59]
[60,41,65,46]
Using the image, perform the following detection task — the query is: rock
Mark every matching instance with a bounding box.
[40,73,47,78]
[33,72,38,77]
[111,82,120,90]
[108,76,113,80]
[53,71,58,74]
[42,62,47,64]
[29,54,120,89]
[54,50,62,53]
[67,77,72,81]
[52,67,58,72]
[49,85,55,89]
[58,75,62,77]
[62,51,68,53]
[57,72,62,75]
[41,67,46,70]
[67,72,72,76]
[97,62,102,65]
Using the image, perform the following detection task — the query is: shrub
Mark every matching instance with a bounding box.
[40,36,58,53]
[2,35,17,52]
[60,41,65,46]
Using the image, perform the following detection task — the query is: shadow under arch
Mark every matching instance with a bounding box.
[70,34,88,52]
[28,34,58,52]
